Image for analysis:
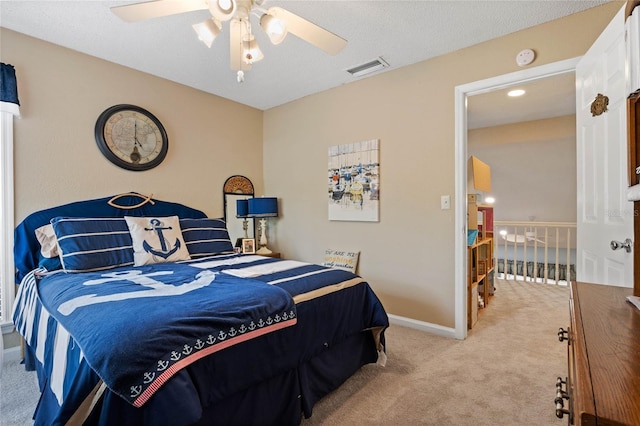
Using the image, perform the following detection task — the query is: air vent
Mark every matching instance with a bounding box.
[346,57,389,77]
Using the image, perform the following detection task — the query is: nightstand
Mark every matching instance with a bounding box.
[259,252,280,258]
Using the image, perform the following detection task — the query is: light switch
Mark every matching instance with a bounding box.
[441,195,451,210]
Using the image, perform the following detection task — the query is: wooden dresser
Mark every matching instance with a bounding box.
[557,282,640,425]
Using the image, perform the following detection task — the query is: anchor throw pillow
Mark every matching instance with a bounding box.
[125,216,191,266]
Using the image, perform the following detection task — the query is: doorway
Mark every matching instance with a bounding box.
[453,58,580,339]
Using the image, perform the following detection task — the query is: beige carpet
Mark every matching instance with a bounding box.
[301,279,569,425]
[1,279,568,425]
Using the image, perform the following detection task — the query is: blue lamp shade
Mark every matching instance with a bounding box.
[247,197,278,217]
[236,199,249,218]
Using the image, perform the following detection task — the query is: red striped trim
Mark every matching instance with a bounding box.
[132,317,297,407]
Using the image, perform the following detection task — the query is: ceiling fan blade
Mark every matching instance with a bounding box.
[229,19,251,71]
[502,234,526,244]
[267,7,347,55]
[524,236,546,244]
[111,0,208,23]
[525,231,546,245]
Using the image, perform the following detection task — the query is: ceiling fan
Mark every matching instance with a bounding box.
[111,0,348,82]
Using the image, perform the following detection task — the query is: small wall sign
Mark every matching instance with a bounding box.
[322,249,360,274]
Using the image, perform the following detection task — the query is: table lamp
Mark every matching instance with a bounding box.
[236,199,250,240]
[247,197,278,255]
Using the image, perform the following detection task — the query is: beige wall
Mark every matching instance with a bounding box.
[0,2,624,336]
[263,2,622,327]
[1,29,264,223]
[469,115,577,223]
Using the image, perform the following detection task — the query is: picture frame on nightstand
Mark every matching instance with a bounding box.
[242,238,255,254]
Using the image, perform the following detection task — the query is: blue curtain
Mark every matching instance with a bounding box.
[0,63,19,105]
[0,62,20,116]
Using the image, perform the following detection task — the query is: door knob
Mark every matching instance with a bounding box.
[610,238,633,253]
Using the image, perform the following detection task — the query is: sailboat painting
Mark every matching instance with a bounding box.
[328,139,380,222]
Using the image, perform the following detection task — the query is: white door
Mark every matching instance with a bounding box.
[576,5,633,286]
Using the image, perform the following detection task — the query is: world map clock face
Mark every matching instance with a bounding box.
[105,112,161,164]
[95,105,168,171]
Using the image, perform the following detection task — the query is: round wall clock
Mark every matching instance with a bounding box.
[94,104,168,171]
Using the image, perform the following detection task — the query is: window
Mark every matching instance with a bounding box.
[0,111,15,328]
[1,63,20,330]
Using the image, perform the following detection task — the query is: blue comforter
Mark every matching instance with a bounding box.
[36,261,297,407]
[14,254,388,425]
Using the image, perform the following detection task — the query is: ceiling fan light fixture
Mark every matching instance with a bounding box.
[260,13,287,45]
[112,0,348,81]
[242,35,264,64]
[209,0,236,22]
[192,18,221,48]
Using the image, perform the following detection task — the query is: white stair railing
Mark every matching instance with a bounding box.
[493,221,577,284]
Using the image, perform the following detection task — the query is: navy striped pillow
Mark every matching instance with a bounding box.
[50,217,134,273]
[179,218,234,258]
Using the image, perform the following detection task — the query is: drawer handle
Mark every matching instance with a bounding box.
[556,403,570,419]
[555,376,570,419]
[557,328,569,343]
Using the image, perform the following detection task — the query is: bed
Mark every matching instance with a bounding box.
[11,194,389,426]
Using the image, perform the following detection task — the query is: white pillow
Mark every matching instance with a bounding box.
[35,223,59,258]
[125,216,191,266]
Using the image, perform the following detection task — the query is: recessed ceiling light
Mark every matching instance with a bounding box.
[508,89,526,97]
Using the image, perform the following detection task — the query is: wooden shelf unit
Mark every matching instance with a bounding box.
[467,236,494,329]
[467,199,495,329]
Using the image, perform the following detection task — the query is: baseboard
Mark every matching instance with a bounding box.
[2,317,456,362]
[387,314,457,339]
[2,345,21,363]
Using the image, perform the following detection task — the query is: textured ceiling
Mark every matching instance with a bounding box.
[467,72,577,129]
[0,0,612,123]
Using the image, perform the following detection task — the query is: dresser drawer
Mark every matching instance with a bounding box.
[558,282,640,426]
